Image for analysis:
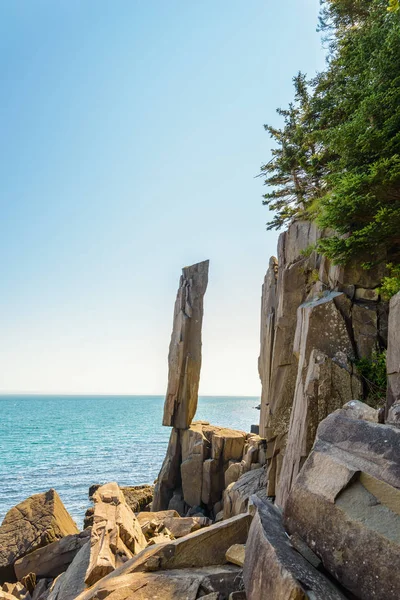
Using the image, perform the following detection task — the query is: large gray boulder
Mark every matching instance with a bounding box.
[284,409,400,600]
[163,260,209,429]
[0,490,79,584]
[243,496,347,600]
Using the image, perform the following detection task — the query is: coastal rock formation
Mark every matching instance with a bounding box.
[386,291,400,417]
[243,496,347,600]
[0,489,79,584]
[121,485,154,513]
[75,565,242,600]
[258,220,387,505]
[223,467,267,520]
[14,530,90,581]
[153,422,266,517]
[163,260,210,429]
[85,482,146,586]
[284,408,400,600]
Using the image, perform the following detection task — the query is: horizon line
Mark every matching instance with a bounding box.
[0,392,260,398]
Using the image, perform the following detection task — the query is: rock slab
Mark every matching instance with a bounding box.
[243,496,347,600]
[163,260,209,429]
[284,409,400,600]
[0,489,78,584]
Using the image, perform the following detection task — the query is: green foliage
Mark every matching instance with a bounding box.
[379,263,400,299]
[388,0,400,12]
[300,243,316,258]
[355,350,387,407]
[261,0,400,265]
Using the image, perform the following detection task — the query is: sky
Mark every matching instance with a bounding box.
[0,1,326,396]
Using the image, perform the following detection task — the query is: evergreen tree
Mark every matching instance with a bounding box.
[261,0,400,265]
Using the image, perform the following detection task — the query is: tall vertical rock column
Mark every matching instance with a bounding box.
[163,260,209,429]
[386,291,400,422]
[258,219,387,504]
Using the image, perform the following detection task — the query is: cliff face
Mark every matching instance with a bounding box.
[258,220,389,507]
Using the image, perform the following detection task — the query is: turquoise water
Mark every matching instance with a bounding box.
[0,395,259,527]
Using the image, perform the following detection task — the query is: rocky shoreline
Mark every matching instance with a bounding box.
[1,230,400,599]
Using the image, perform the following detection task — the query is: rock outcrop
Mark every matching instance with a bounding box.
[153,422,266,517]
[386,291,400,417]
[14,530,90,581]
[258,220,387,505]
[284,408,400,600]
[0,489,79,584]
[163,260,210,429]
[244,496,347,600]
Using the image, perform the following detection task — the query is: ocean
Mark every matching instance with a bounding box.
[0,394,259,527]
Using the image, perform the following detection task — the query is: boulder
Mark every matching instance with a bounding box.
[243,496,347,600]
[341,399,379,422]
[1,582,31,600]
[387,402,400,428]
[75,565,241,600]
[0,490,78,584]
[14,530,90,580]
[121,485,154,513]
[225,544,245,567]
[163,260,209,429]
[161,516,212,538]
[31,579,52,600]
[224,467,267,519]
[284,409,400,600]
[386,291,400,416]
[47,542,90,600]
[85,483,146,586]
[136,510,179,528]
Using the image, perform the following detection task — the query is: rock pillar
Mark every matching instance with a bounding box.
[162,260,209,429]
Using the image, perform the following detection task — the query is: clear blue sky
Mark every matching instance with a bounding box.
[0,0,325,395]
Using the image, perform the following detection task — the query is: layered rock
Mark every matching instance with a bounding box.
[386,291,400,417]
[0,489,79,584]
[276,292,362,507]
[85,483,146,586]
[14,530,90,581]
[163,260,210,429]
[284,408,400,600]
[74,513,252,600]
[153,422,266,517]
[75,565,242,600]
[243,496,347,600]
[258,220,387,504]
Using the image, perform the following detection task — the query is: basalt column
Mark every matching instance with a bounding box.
[163,259,210,429]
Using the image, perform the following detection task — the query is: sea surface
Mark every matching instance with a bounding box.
[0,395,259,527]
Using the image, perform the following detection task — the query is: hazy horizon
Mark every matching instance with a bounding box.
[1,1,325,396]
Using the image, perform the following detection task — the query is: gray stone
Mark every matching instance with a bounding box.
[277,292,360,508]
[243,496,347,600]
[163,260,209,429]
[387,292,400,416]
[224,467,267,520]
[352,303,378,358]
[0,490,78,584]
[14,530,90,580]
[342,399,379,422]
[284,409,400,600]
[152,428,181,511]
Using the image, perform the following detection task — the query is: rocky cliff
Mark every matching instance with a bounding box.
[1,251,400,600]
[258,220,389,507]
